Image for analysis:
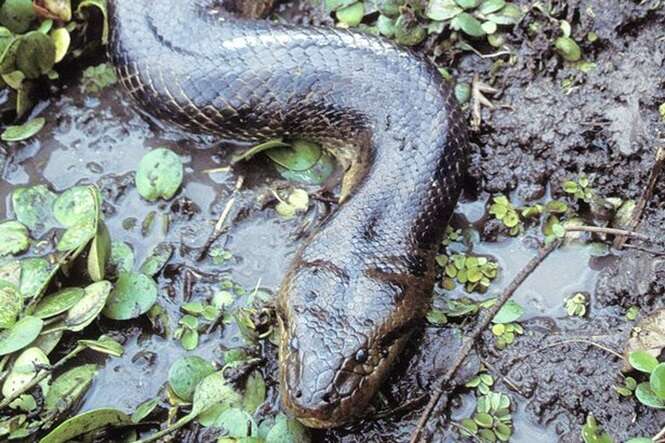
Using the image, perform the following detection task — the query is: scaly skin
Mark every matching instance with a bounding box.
[108,0,468,428]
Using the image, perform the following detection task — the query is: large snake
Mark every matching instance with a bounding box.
[109,0,468,428]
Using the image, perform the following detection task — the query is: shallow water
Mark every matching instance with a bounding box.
[1,80,614,442]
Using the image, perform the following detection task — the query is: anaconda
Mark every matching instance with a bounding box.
[108,0,468,428]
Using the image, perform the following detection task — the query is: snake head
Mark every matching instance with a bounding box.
[276,259,427,428]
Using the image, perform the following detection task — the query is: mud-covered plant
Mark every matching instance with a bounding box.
[466,372,494,395]
[437,253,498,292]
[565,292,587,317]
[563,175,594,203]
[489,195,521,235]
[581,415,613,443]
[459,391,513,442]
[442,225,462,246]
[613,376,637,398]
[627,351,665,409]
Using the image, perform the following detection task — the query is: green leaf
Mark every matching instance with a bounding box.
[1,117,44,142]
[78,336,124,357]
[487,3,522,25]
[336,1,364,27]
[33,287,85,319]
[136,148,183,201]
[555,36,582,62]
[394,14,427,46]
[0,281,21,329]
[168,356,215,402]
[265,413,310,443]
[492,300,524,324]
[139,242,173,276]
[64,280,112,332]
[242,371,266,414]
[473,412,493,428]
[635,382,665,409]
[192,371,242,416]
[102,272,157,320]
[451,12,486,37]
[109,241,134,274]
[44,364,97,412]
[19,257,51,300]
[11,185,56,231]
[1,346,49,399]
[15,31,55,79]
[0,0,35,33]
[214,407,256,437]
[650,363,665,399]
[87,221,111,282]
[0,316,42,355]
[628,351,659,373]
[478,0,505,15]
[52,185,98,228]
[426,0,462,21]
[39,408,131,443]
[0,221,29,256]
[131,398,159,423]
[57,220,96,252]
[455,0,480,8]
[266,139,321,172]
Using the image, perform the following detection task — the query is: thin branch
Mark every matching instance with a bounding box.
[409,240,560,443]
[622,243,665,256]
[564,225,650,241]
[614,146,665,249]
[197,176,244,261]
[654,423,665,442]
[540,339,625,361]
[479,359,527,397]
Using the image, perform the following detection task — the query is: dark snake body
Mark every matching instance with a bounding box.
[109,0,468,428]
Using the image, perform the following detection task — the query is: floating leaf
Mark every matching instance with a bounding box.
[64,280,112,332]
[109,241,134,274]
[192,371,242,416]
[33,287,85,319]
[19,257,51,300]
[11,185,56,231]
[335,1,364,27]
[555,36,581,62]
[1,347,49,399]
[242,371,266,414]
[87,221,111,281]
[0,221,29,256]
[102,272,157,320]
[266,413,310,443]
[78,336,124,357]
[53,185,99,228]
[136,148,183,202]
[451,12,485,37]
[0,283,21,328]
[131,398,159,423]
[168,356,215,402]
[139,242,173,276]
[426,0,462,20]
[57,219,96,252]
[492,300,524,324]
[44,364,97,412]
[215,408,256,437]
[394,14,426,46]
[0,316,43,356]
[15,31,54,78]
[40,408,131,443]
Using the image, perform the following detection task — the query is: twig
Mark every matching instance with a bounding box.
[614,146,665,249]
[471,74,498,130]
[622,243,665,256]
[373,394,428,420]
[564,225,650,241]
[479,359,527,397]
[409,240,559,443]
[197,176,244,261]
[540,339,625,361]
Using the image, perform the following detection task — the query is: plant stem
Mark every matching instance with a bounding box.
[564,225,650,241]
[135,413,195,443]
[409,240,559,443]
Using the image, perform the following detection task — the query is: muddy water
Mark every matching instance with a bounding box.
[0,73,623,442]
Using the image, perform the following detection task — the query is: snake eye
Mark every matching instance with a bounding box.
[355,349,368,363]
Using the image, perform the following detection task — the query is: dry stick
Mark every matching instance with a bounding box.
[614,146,665,249]
[197,175,244,261]
[654,424,665,442]
[540,338,625,361]
[479,359,527,397]
[408,240,560,443]
[622,243,665,256]
[564,225,650,242]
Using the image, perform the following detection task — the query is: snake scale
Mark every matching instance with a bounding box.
[109,0,468,428]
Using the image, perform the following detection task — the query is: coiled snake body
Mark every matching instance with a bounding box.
[109,0,468,428]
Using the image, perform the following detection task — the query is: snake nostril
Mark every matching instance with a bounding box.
[295,389,302,399]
